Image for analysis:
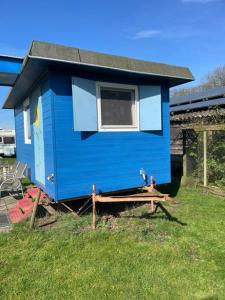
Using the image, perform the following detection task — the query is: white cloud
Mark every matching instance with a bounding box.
[182,0,219,3]
[128,27,203,41]
[129,30,161,40]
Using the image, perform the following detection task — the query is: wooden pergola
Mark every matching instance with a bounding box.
[171,107,225,187]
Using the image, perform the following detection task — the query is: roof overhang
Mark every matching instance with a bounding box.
[2,41,194,109]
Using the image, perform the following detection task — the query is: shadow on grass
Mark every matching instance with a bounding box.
[54,184,183,220]
[123,202,187,226]
[157,183,180,198]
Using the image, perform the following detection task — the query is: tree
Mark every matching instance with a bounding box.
[171,64,225,97]
[205,65,225,88]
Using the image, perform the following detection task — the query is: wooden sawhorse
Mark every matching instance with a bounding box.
[91,184,169,230]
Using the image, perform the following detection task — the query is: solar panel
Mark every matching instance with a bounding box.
[170,97,225,112]
[170,86,225,106]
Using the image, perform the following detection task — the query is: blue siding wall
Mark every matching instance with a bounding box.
[14,106,34,177]
[14,76,56,199]
[40,80,56,198]
[50,70,171,201]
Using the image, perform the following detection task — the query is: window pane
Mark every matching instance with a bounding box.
[100,88,135,126]
[3,137,15,144]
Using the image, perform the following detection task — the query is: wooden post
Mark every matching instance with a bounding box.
[61,202,78,217]
[150,176,154,190]
[92,184,96,230]
[150,200,154,213]
[203,130,208,187]
[181,130,187,185]
[30,188,41,229]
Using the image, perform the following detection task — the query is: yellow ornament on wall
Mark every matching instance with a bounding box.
[34,104,40,128]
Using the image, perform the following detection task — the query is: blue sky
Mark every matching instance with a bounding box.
[0,0,225,128]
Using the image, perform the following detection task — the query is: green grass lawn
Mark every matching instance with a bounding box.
[0,156,16,165]
[1,186,225,299]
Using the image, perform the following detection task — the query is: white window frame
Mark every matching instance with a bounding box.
[23,98,31,144]
[96,82,139,132]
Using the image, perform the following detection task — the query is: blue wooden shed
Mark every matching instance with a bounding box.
[0,41,194,202]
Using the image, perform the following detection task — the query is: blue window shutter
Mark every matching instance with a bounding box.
[72,76,97,131]
[139,85,162,131]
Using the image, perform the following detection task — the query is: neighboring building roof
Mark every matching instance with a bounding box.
[3,41,194,109]
[170,86,225,129]
[0,129,15,135]
[171,97,225,112]
[171,108,225,122]
[170,86,225,113]
[0,55,23,86]
[0,54,23,60]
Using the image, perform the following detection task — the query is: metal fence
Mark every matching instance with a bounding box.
[184,129,225,188]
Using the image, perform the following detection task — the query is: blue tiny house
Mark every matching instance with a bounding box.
[1,41,194,201]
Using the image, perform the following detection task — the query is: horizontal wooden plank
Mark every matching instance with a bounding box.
[95,196,166,203]
[181,124,225,131]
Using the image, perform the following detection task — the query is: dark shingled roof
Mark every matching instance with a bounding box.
[3,40,194,109]
[30,41,194,81]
